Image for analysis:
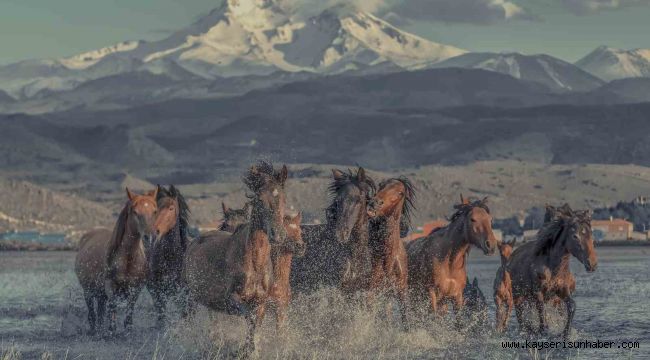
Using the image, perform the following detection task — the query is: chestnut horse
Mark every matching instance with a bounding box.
[148,185,191,325]
[183,162,291,355]
[218,204,306,332]
[269,213,306,332]
[406,196,497,323]
[494,237,516,332]
[75,188,158,335]
[291,167,376,294]
[505,204,597,339]
[366,177,416,328]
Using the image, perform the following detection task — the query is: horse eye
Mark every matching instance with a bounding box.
[471,218,477,223]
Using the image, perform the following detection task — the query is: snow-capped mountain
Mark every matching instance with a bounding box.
[0,0,465,99]
[430,52,603,92]
[576,46,650,82]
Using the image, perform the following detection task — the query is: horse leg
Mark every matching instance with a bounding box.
[452,294,464,331]
[495,296,506,333]
[123,287,142,332]
[84,292,97,335]
[535,294,547,335]
[514,301,530,336]
[96,291,107,334]
[106,293,118,336]
[428,287,438,315]
[397,287,409,331]
[151,288,167,327]
[243,302,266,357]
[563,297,576,340]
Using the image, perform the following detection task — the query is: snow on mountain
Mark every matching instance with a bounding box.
[576,46,650,82]
[0,0,465,98]
[430,52,603,92]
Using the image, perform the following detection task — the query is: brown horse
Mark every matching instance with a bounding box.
[406,196,497,323]
[218,204,306,332]
[219,202,251,233]
[291,167,376,293]
[505,204,597,339]
[494,237,516,332]
[75,187,158,335]
[366,177,416,328]
[148,185,191,325]
[183,161,291,355]
[269,213,305,332]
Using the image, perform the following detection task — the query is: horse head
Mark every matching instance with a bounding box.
[451,195,497,255]
[328,167,375,244]
[244,161,288,244]
[126,187,158,256]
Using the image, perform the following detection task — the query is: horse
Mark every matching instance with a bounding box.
[505,204,597,339]
[493,237,516,332]
[75,187,158,335]
[183,161,292,355]
[291,167,376,294]
[220,202,251,233]
[461,277,489,330]
[366,177,416,328]
[406,195,497,324]
[218,203,306,332]
[269,213,306,332]
[148,185,191,326]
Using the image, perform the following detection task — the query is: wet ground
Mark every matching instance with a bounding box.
[0,247,648,359]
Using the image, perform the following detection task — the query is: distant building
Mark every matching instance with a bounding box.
[591,217,633,241]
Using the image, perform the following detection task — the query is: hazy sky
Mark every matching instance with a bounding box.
[1,0,649,65]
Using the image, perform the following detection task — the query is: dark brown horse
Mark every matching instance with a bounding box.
[494,237,516,332]
[183,162,291,355]
[75,188,158,335]
[406,196,497,323]
[291,167,376,293]
[148,185,191,326]
[366,177,416,328]
[505,204,597,339]
[219,202,251,233]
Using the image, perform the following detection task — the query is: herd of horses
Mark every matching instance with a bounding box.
[73,161,598,355]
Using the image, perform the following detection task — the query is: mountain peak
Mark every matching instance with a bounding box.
[576,46,650,81]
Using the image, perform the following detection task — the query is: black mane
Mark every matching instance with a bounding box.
[157,184,191,248]
[448,197,490,224]
[326,167,376,217]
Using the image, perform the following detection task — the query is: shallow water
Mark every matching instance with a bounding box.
[0,248,648,359]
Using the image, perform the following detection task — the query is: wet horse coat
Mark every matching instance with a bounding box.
[406,196,497,321]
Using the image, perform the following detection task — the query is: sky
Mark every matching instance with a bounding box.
[1,0,650,65]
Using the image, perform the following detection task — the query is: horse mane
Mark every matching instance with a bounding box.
[378,176,416,237]
[243,160,284,193]
[448,197,490,224]
[157,185,191,249]
[533,203,591,256]
[106,201,130,267]
[326,168,376,217]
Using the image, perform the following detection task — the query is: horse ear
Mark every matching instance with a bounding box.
[511,238,517,248]
[357,167,366,182]
[126,187,136,201]
[147,186,158,200]
[332,169,344,181]
[222,202,229,215]
[293,211,302,224]
[278,165,288,185]
[473,278,479,287]
[460,194,469,205]
[482,196,489,204]
[169,185,178,197]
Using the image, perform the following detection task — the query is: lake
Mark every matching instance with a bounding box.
[0,247,648,359]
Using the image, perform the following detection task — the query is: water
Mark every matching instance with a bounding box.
[0,232,67,244]
[0,248,648,359]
